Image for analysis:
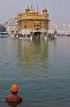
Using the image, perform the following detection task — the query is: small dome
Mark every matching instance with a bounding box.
[25,8,30,13]
[43,9,48,12]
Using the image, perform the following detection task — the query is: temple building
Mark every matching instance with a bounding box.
[16,5,49,40]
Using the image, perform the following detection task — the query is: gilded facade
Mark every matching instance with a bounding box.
[16,6,49,34]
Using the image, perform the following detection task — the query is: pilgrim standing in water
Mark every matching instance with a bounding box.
[5,83,23,107]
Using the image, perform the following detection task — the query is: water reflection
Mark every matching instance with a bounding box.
[6,102,18,107]
[16,40,48,68]
[1,37,70,107]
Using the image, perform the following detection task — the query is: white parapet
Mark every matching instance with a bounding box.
[21,29,32,35]
[20,29,48,34]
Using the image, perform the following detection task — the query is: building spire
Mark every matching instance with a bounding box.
[37,5,38,12]
[31,4,33,10]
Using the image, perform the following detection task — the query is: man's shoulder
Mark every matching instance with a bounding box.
[5,95,23,103]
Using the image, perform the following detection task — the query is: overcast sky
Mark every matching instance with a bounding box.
[0,0,70,24]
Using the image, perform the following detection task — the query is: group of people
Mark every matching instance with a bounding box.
[5,83,23,107]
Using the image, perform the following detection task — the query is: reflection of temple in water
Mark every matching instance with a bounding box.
[17,40,48,68]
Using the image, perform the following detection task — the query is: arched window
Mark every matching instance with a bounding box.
[24,25,27,28]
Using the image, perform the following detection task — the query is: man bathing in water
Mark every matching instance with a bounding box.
[5,83,23,107]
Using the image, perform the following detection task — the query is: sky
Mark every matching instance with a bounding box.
[0,0,70,24]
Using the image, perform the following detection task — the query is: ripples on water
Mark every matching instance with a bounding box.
[0,37,70,107]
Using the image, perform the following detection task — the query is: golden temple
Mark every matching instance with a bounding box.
[15,5,49,40]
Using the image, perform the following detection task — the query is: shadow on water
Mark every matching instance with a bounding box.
[6,103,19,107]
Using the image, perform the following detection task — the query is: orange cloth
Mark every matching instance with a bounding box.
[10,84,19,93]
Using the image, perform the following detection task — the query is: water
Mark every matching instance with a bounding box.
[0,37,70,107]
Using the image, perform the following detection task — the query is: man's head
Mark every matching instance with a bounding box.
[10,83,19,94]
